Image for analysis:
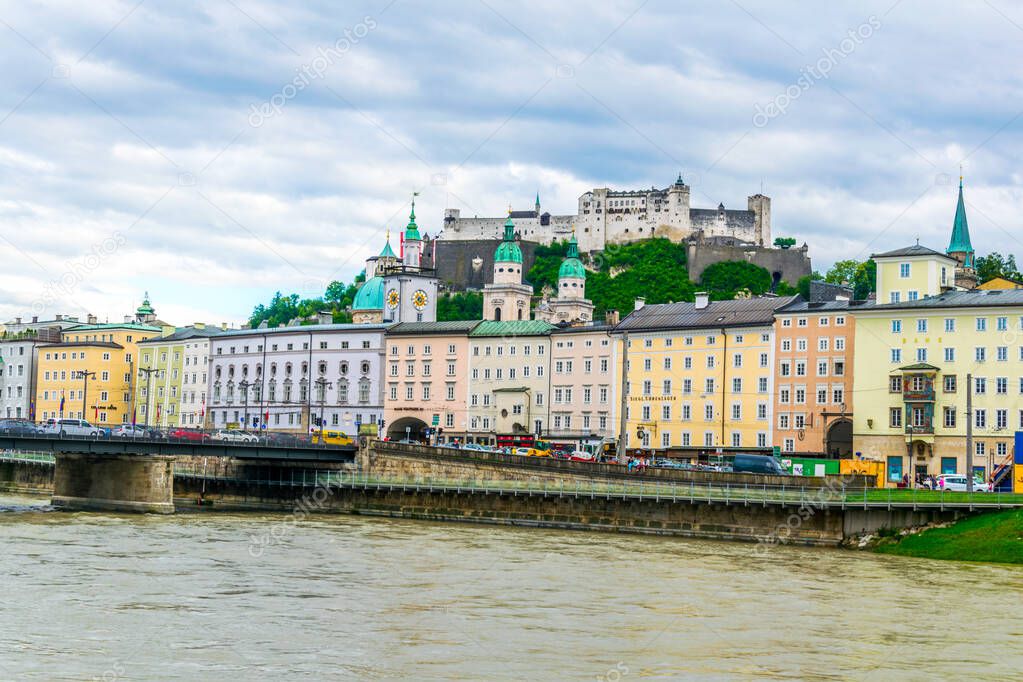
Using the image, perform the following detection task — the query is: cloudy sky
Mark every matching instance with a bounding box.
[1,0,1022,326]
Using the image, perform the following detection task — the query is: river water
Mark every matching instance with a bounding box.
[1,494,1021,681]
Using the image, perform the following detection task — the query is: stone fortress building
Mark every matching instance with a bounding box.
[442,175,771,253]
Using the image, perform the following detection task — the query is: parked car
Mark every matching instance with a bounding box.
[112,425,163,439]
[167,428,208,442]
[936,474,991,492]
[42,418,102,437]
[0,419,43,436]
[731,454,789,476]
[211,429,258,443]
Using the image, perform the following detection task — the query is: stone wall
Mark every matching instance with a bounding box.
[687,242,811,287]
[0,459,54,494]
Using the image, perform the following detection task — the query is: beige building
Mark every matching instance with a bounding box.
[383,321,479,443]
[466,320,554,446]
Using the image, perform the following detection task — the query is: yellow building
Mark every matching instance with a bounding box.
[35,322,160,425]
[613,294,796,455]
[873,244,957,304]
[977,277,1023,291]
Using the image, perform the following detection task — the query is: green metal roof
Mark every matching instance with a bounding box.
[387,320,482,335]
[947,178,974,266]
[494,216,522,263]
[379,235,397,259]
[65,322,162,332]
[558,234,586,279]
[352,276,385,310]
[469,320,554,337]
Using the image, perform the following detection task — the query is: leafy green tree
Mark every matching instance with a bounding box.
[853,260,876,300]
[976,252,1021,283]
[526,240,570,294]
[437,292,483,321]
[774,237,796,249]
[698,261,772,300]
[825,260,860,285]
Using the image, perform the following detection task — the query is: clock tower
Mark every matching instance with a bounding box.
[380,195,439,323]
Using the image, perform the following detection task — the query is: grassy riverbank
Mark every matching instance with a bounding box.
[874,509,1023,564]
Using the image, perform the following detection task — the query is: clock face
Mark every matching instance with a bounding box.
[412,289,429,310]
[386,289,400,309]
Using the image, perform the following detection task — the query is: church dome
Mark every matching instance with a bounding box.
[494,216,522,263]
[559,257,586,279]
[352,277,385,310]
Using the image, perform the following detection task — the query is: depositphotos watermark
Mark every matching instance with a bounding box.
[248,16,378,128]
[752,16,881,128]
[31,231,127,316]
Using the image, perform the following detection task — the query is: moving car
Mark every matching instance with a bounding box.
[42,418,102,437]
[310,430,354,446]
[0,419,42,436]
[112,425,163,439]
[936,474,991,492]
[731,454,789,476]
[167,428,208,442]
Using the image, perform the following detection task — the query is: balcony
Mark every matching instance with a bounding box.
[905,423,934,436]
[902,387,935,402]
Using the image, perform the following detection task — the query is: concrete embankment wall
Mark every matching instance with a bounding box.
[0,459,54,495]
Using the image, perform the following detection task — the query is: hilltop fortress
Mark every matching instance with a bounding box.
[442,175,771,253]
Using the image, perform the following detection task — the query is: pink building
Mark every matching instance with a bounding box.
[383,321,479,443]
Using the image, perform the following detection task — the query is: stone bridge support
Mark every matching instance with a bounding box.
[52,452,176,514]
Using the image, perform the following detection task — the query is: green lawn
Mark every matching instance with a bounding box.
[849,489,1023,505]
[874,508,1023,564]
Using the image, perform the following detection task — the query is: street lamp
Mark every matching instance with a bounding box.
[314,377,333,440]
[239,379,253,431]
[138,366,159,427]
[77,370,97,422]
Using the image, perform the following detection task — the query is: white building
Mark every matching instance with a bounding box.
[442,177,770,253]
[208,323,390,434]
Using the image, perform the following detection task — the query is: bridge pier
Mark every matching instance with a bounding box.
[52,452,176,514]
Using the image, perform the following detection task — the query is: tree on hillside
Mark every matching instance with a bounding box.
[774,237,796,249]
[437,292,483,321]
[976,252,1021,283]
[584,239,692,316]
[698,261,773,300]
[526,240,571,294]
[824,260,860,285]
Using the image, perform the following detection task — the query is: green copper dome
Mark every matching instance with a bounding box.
[558,234,586,279]
[404,198,421,241]
[947,177,974,267]
[136,291,154,316]
[494,216,522,263]
[379,234,397,259]
[352,277,385,310]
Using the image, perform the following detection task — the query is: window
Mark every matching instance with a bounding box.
[916,319,927,333]
[899,263,910,278]
[943,375,957,393]
[891,348,902,363]
[818,338,829,352]
[997,377,1008,395]
[996,409,1008,429]
[975,409,987,429]
[891,320,902,333]
[916,348,927,363]
[782,339,791,352]
[943,407,956,429]
[975,377,986,395]
[998,346,1008,362]
[816,360,828,376]
[832,387,844,404]
[997,316,1008,331]
[976,318,987,332]
[975,347,986,363]
[758,377,768,393]
[778,414,790,429]
[908,291,919,301]
[944,347,955,362]
[944,318,955,333]
[779,388,790,404]
[732,377,742,393]
[890,292,900,303]
[890,407,902,428]
[733,353,742,368]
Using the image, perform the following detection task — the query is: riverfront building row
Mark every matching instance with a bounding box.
[4,181,1019,483]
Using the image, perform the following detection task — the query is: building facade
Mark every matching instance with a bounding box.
[773,300,855,456]
[382,320,480,442]
[546,324,618,447]
[0,319,75,420]
[136,325,221,428]
[613,295,795,455]
[208,323,390,433]
[465,320,554,446]
[482,216,533,322]
[442,177,771,253]
[535,233,595,324]
[35,322,161,424]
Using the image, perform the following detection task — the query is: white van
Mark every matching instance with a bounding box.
[43,418,102,437]
[936,474,991,492]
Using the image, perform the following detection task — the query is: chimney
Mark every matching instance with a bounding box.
[87,314,97,324]
[317,311,332,325]
[194,322,204,329]
[124,315,132,323]
[32,316,38,323]
[55,314,62,321]
[634,297,646,311]
[605,309,620,326]
[221,322,228,331]
[14,317,21,324]
[695,292,710,309]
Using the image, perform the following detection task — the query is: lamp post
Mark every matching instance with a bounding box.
[77,370,96,421]
[314,377,333,439]
[239,379,252,432]
[138,367,159,427]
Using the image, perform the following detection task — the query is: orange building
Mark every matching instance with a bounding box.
[773,300,855,456]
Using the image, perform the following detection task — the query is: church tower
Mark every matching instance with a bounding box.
[483,216,533,321]
[377,195,439,324]
[536,233,594,324]
[947,175,977,290]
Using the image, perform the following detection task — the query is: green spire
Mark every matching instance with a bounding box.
[136,291,154,316]
[379,230,397,259]
[535,191,540,210]
[566,232,579,259]
[404,194,421,241]
[947,176,974,267]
